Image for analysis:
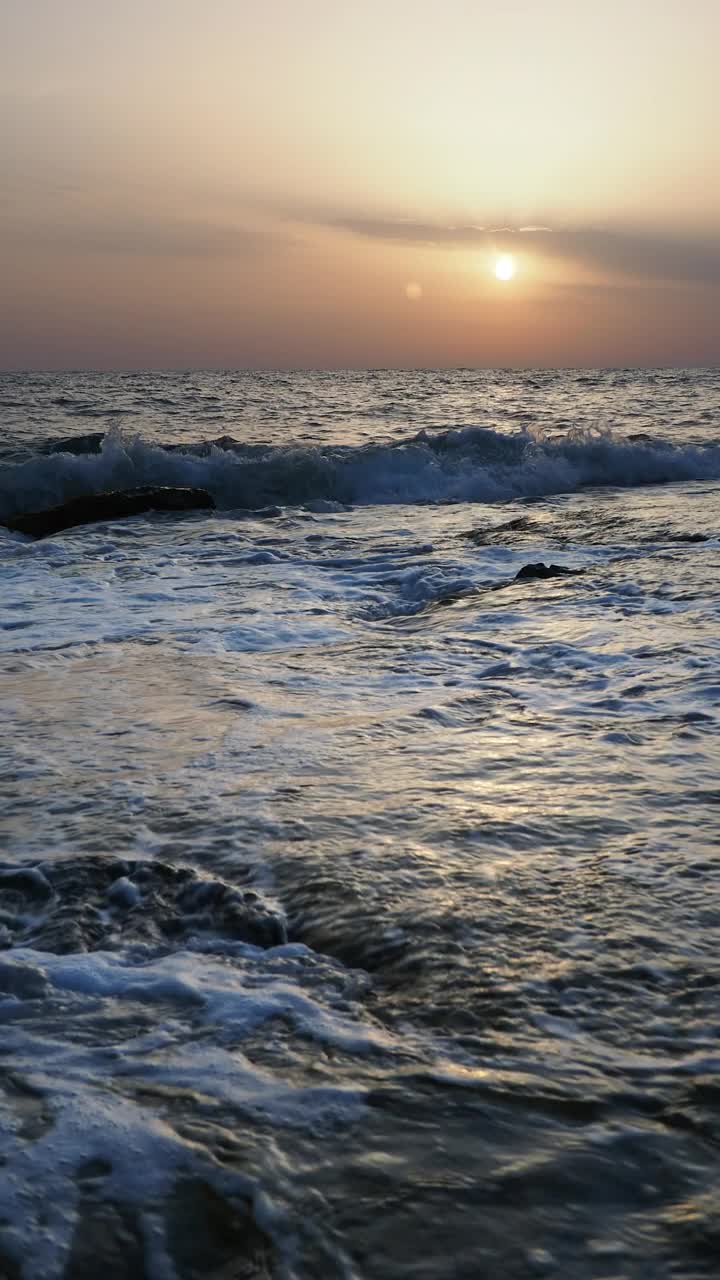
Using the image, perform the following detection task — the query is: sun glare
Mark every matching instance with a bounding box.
[495,254,515,281]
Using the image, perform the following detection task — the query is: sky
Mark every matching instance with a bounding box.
[1,0,719,369]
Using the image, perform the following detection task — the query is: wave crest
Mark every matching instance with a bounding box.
[2,425,719,522]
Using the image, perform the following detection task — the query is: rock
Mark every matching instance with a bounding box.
[41,431,106,455]
[29,903,107,955]
[165,1178,274,1280]
[0,1068,54,1138]
[302,499,352,514]
[0,1241,22,1280]
[251,506,283,520]
[208,434,243,452]
[76,1158,114,1187]
[514,562,583,582]
[61,1177,275,1280]
[107,877,141,910]
[463,517,533,545]
[177,878,285,948]
[0,866,53,900]
[0,855,285,953]
[63,1199,145,1280]
[6,486,215,538]
[0,960,50,999]
[165,434,242,456]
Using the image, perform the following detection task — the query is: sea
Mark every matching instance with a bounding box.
[1,368,719,1280]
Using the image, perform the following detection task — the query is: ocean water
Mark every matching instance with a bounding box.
[1,368,719,1280]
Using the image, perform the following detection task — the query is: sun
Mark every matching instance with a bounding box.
[494,254,515,281]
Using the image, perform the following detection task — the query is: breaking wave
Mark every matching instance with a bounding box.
[2,425,720,522]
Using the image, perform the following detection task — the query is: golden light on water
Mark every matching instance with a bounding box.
[494,255,516,281]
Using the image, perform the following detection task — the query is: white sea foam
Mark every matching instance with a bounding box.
[0,942,388,1279]
[2,425,720,522]
[6,944,391,1053]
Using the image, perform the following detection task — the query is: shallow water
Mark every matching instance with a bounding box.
[1,370,719,1278]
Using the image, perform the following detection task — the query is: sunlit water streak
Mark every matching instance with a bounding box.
[1,369,719,1279]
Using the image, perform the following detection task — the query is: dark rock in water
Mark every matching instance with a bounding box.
[61,1176,274,1280]
[41,431,106,455]
[514,562,584,581]
[6,486,215,538]
[165,434,242,456]
[0,866,53,900]
[0,855,285,953]
[0,959,50,999]
[251,505,283,520]
[641,530,712,545]
[463,516,533,545]
[76,1158,114,1187]
[0,1065,53,1139]
[63,1198,145,1280]
[165,1179,274,1280]
[30,902,107,955]
[209,434,243,452]
[0,1241,22,1280]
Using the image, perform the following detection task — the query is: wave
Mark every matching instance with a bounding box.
[2,425,720,522]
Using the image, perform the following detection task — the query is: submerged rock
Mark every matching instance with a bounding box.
[0,1242,21,1280]
[514,562,584,581]
[60,1176,275,1280]
[0,855,285,953]
[165,1179,274,1280]
[164,434,243,455]
[41,431,106,455]
[0,1064,53,1138]
[6,486,215,538]
[462,516,533,545]
[63,1198,145,1280]
[0,866,53,900]
[0,959,50,999]
[204,432,243,453]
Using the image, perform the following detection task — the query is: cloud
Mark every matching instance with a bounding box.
[0,212,295,260]
[330,217,499,246]
[317,214,720,285]
[545,228,720,285]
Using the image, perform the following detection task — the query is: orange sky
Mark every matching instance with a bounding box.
[2,0,718,368]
